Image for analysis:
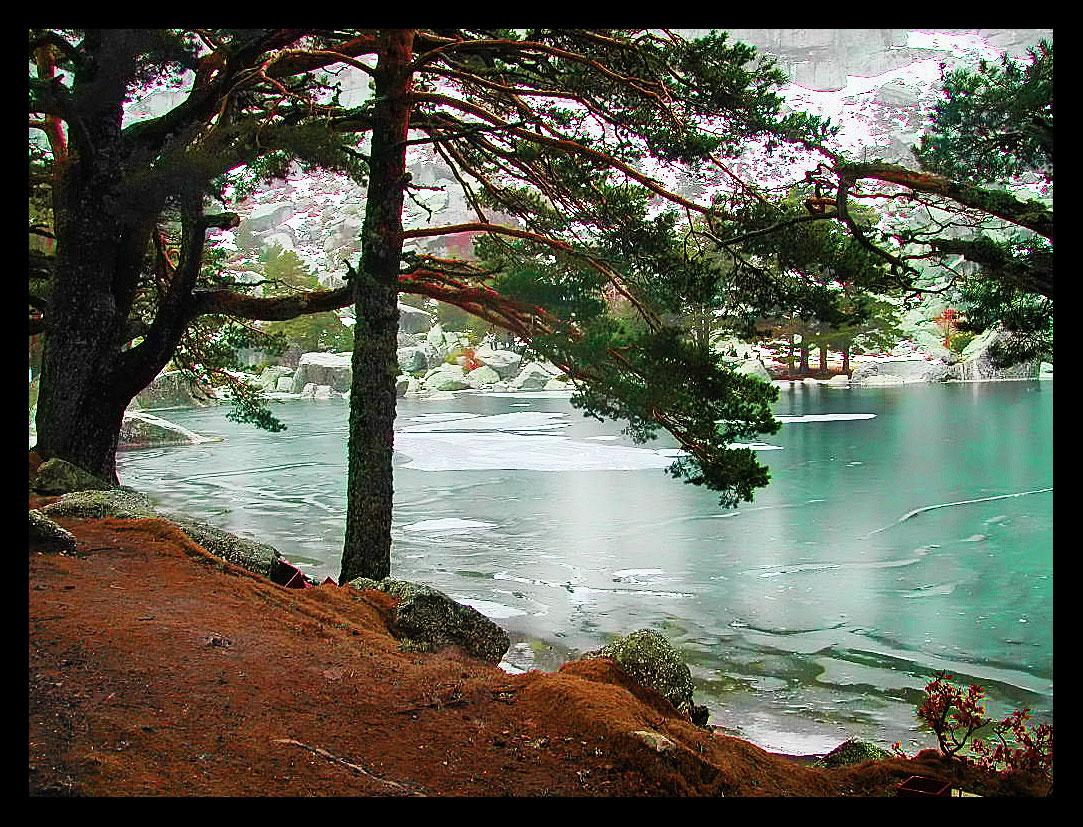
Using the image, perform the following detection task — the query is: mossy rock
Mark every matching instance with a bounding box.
[586,629,707,724]
[816,738,894,768]
[39,491,285,580]
[162,513,284,579]
[40,488,158,520]
[33,458,114,496]
[347,577,509,664]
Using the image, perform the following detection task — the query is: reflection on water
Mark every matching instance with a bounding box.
[118,381,1053,754]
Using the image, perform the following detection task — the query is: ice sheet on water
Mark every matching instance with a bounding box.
[450,596,527,619]
[611,568,669,585]
[400,411,569,433]
[395,431,677,472]
[775,413,877,423]
[401,518,497,533]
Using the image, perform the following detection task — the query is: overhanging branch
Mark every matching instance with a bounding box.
[834,160,1053,241]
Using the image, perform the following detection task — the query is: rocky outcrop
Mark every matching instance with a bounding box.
[346,577,511,664]
[509,361,562,391]
[37,488,293,582]
[422,363,472,392]
[33,458,114,496]
[120,411,218,449]
[584,629,708,726]
[162,513,286,580]
[252,365,294,392]
[464,364,501,389]
[733,357,772,383]
[132,370,212,409]
[473,346,523,380]
[290,352,352,393]
[29,509,78,554]
[816,738,894,768]
[948,326,1042,381]
[40,488,159,520]
[397,343,441,374]
[398,303,434,335]
[849,357,951,385]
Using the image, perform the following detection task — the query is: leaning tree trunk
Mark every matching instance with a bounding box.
[339,30,416,584]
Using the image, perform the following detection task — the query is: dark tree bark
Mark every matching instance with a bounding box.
[339,30,416,584]
[33,38,164,483]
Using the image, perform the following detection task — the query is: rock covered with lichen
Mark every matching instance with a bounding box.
[38,489,287,580]
[161,513,285,579]
[815,738,894,768]
[346,577,510,664]
[33,458,115,496]
[585,629,709,725]
[40,488,159,519]
[29,509,78,555]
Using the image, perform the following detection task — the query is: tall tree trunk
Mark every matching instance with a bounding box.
[842,342,851,375]
[818,342,828,374]
[339,30,415,584]
[34,109,138,483]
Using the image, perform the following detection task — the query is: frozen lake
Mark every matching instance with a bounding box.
[117,379,1053,755]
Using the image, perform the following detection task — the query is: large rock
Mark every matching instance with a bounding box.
[252,365,293,392]
[948,326,1042,381]
[585,629,708,725]
[464,364,501,389]
[734,357,772,383]
[422,363,471,392]
[346,577,510,664]
[33,458,114,496]
[509,361,560,390]
[132,370,211,409]
[815,738,893,768]
[397,344,440,374]
[38,489,294,582]
[162,513,286,580]
[28,509,78,555]
[40,488,158,520]
[398,303,434,335]
[120,411,217,449]
[849,357,951,385]
[473,346,523,380]
[291,352,352,393]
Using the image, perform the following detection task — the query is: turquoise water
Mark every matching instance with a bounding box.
[117,379,1053,754]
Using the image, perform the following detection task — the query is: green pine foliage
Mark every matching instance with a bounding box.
[915,40,1052,186]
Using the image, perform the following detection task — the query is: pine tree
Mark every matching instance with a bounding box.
[29,28,850,582]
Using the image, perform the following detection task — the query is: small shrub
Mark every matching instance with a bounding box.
[906,671,1052,780]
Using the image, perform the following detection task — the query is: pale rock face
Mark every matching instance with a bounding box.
[948,327,1042,381]
[422,363,471,392]
[398,303,434,335]
[254,365,293,391]
[291,352,352,393]
[397,345,432,374]
[120,411,217,449]
[473,346,523,379]
[850,357,951,385]
[735,358,772,383]
[510,362,561,390]
[464,365,501,388]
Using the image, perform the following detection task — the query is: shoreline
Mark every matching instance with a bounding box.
[29,497,1051,795]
